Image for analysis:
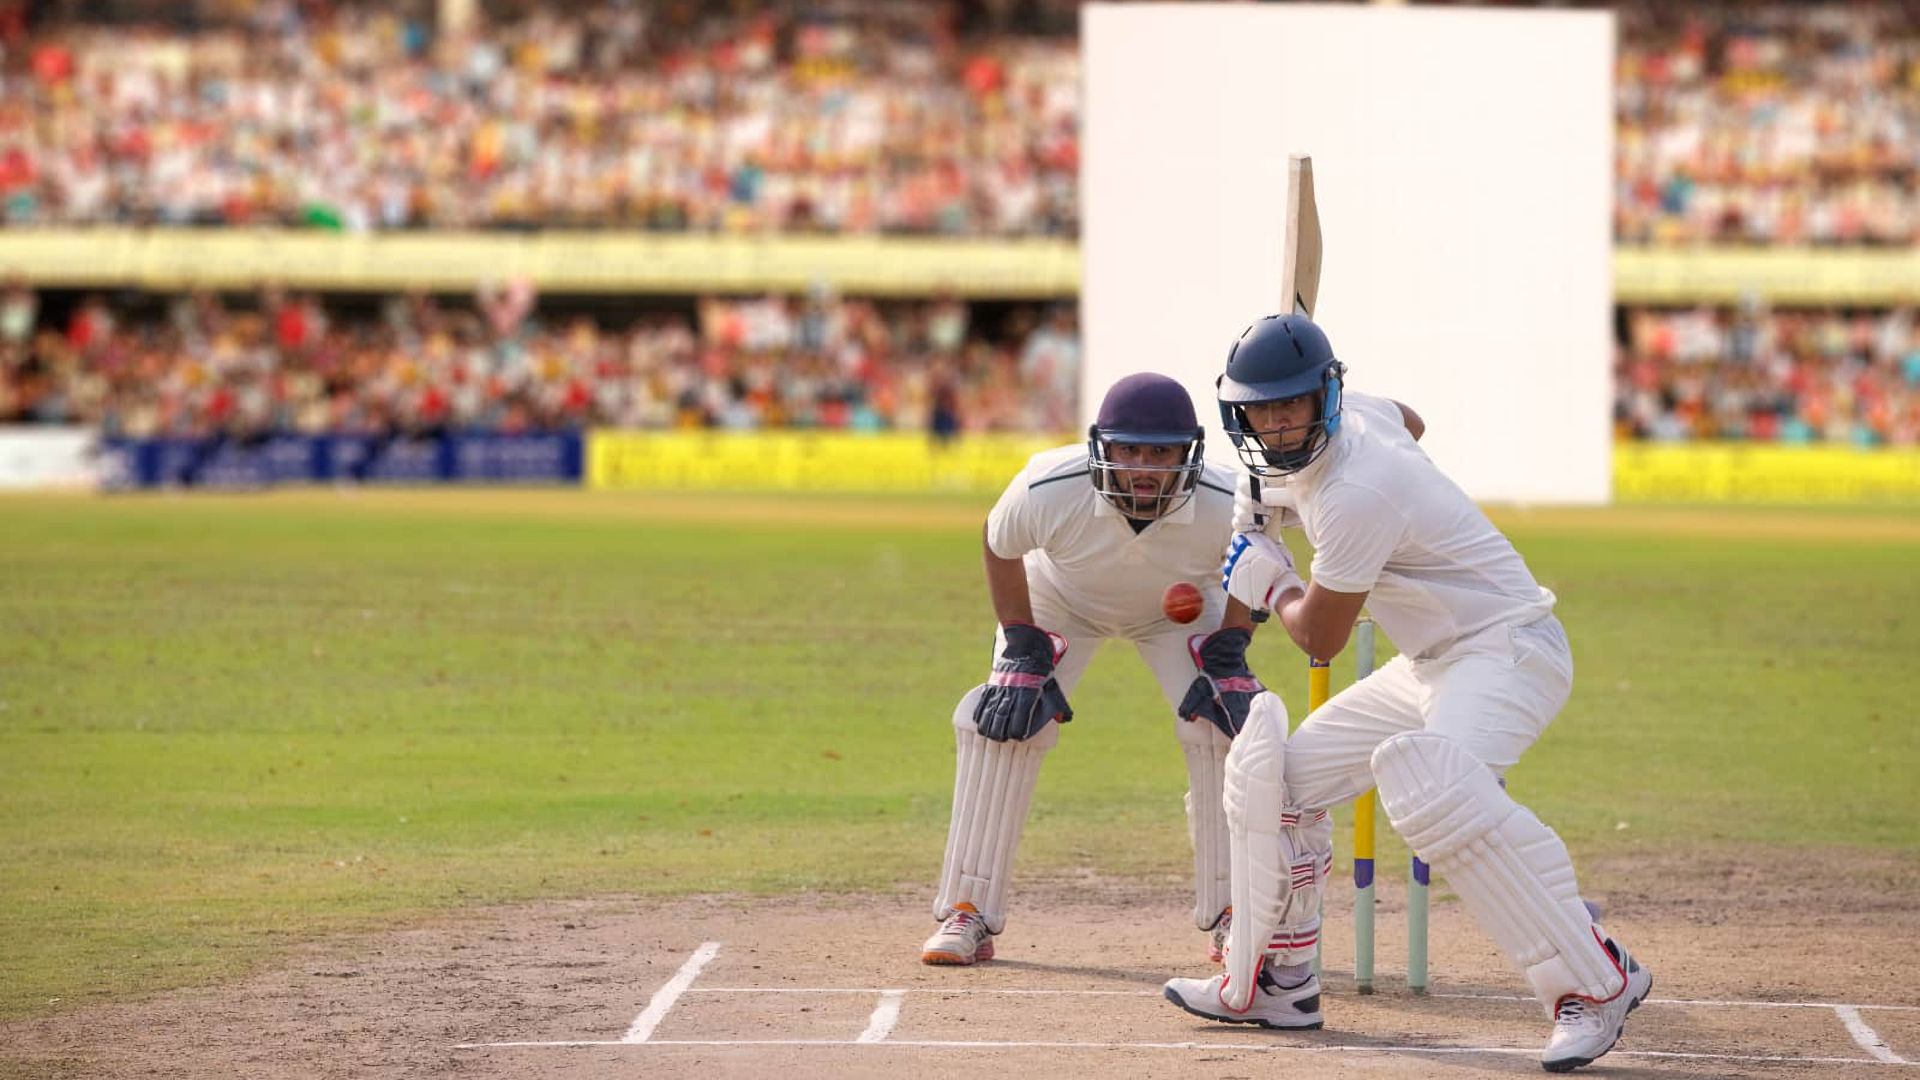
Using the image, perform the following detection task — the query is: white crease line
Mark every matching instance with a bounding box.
[453,1038,1908,1065]
[1839,1005,1910,1065]
[689,986,1920,1011]
[1432,991,1920,1012]
[691,987,1147,995]
[857,990,905,1043]
[622,941,721,1043]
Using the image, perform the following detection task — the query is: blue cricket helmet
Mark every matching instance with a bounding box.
[1087,372,1206,520]
[1216,314,1346,475]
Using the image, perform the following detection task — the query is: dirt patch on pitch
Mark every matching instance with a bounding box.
[3,849,1916,1080]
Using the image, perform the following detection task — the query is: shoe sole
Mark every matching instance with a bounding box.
[1162,985,1324,1031]
[921,941,995,966]
[921,951,975,966]
[1541,971,1653,1073]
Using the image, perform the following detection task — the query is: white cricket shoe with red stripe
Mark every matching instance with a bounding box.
[1163,963,1324,1030]
[921,902,995,965]
[1540,935,1653,1072]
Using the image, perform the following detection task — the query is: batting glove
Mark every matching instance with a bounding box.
[1222,531,1304,614]
[1232,475,1302,536]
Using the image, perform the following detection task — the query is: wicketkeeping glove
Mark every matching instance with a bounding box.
[1177,627,1266,739]
[974,623,1073,741]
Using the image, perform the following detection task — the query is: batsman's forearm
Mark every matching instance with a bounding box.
[982,525,1035,624]
[1279,579,1369,660]
[1273,586,1319,658]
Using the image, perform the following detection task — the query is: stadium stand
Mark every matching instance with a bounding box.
[0,0,1916,446]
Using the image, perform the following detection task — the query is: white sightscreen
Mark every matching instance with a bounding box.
[1082,3,1615,504]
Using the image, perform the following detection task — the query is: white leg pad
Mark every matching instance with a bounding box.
[1177,718,1233,930]
[933,685,1058,935]
[1266,807,1331,964]
[1221,693,1323,1010]
[1372,731,1622,1012]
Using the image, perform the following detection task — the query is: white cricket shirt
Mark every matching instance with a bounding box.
[986,444,1241,638]
[1276,392,1555,659]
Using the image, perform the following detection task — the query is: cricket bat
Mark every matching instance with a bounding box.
[1280,155,1322,318]
[1246,154,1322,630]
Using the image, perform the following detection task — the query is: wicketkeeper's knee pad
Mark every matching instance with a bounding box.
[1176,717,1233,930]
[1372,731,1623,1012]
[932,685,1058,934]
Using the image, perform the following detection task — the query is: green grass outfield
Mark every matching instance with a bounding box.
[2,490,1917,1019]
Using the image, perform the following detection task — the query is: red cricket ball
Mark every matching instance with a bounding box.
[1162,581,1204,624]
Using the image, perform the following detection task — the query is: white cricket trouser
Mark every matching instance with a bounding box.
[1285,616,1574,809]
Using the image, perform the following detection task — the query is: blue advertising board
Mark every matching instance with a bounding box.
[99,432,584,490]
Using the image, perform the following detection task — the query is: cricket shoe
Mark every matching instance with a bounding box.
[1540,936,1654,1072]
[1207,907,1231,964]
[1163,963,1324,1030]
[921,902,995,965]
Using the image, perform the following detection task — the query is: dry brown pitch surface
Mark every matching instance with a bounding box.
[4,852,1916,1079]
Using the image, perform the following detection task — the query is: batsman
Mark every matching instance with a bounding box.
[922,372,1278,967]
[1160,314,1654,1072]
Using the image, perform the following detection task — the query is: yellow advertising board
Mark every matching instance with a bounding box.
[1612,247,1920,305]
[6,230,1918,305]
[592,432,1920,504]
[0,230,1080,298]
[587,430,1070,495]
[1614,443,1920,502]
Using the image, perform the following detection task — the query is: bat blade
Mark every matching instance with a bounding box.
[1280,155,1322,318]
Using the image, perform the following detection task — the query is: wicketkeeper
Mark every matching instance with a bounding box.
[923,372,1277,966]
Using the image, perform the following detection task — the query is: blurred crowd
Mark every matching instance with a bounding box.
[10,275,1920,447]
[0,279,1082,437]
[1,1,1915,243]
[0,0,1079,235]
[4,0,1920,446]
[1614,1,1920,246]
[1615,303,1920,445]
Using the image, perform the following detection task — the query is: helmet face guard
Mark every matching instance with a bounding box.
[1219,360,1345,476]
[1086,426,1206,521]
